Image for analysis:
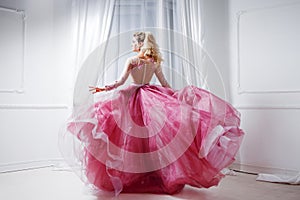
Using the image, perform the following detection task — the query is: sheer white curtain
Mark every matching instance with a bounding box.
[72,0,205,107]
[72,0,116,106]
[73,0,115,69]
[177,0,205,88]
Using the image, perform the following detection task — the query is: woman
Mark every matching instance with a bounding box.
[61,31,244,196]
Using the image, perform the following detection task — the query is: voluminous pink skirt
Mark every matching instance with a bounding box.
[60,84,244,195]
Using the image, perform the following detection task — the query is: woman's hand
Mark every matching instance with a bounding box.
[89,86,105,94]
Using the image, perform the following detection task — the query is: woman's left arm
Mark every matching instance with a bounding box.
[104,58,132,91]
[90,58,133,93]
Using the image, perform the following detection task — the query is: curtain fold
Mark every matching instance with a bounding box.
[177,0,205,88]
[72,0,116,106]
[72,0,205,107]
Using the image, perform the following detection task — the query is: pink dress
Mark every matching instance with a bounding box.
[61,56,244,195]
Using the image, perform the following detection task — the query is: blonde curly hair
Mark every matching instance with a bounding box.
[133,31,163,64]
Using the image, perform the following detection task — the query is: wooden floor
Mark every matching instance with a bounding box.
[0,167,299,200]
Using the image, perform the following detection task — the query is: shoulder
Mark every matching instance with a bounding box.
[126,56,139,65]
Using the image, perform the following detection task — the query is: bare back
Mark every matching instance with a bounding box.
[107,56,170,90]
[130,56,170,87]
[130,57,157,85]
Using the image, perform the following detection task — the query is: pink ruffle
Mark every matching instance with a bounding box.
[62,84,244,195]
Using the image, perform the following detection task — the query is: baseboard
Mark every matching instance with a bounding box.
[230,163,299,176]
[1,160,299,176]
[0,159,65,173]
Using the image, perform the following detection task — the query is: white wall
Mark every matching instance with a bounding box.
[201,0,230,100]
[0,0,73,172]
[228,0,300,172]
[1,0,299,173]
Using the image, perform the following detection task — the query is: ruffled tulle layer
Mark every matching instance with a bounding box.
[59,84,244,195]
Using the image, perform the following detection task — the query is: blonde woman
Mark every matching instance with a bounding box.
[62,32,244,196]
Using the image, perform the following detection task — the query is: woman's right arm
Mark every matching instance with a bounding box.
[154,65,171,88]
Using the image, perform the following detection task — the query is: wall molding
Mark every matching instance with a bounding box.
[236,2,300,95]
[0,6,26,94]
[230,163,299,176]
[0,159,65,174]
[0,104,69,110]
[235,104,300,110]
[236,89,300,95]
